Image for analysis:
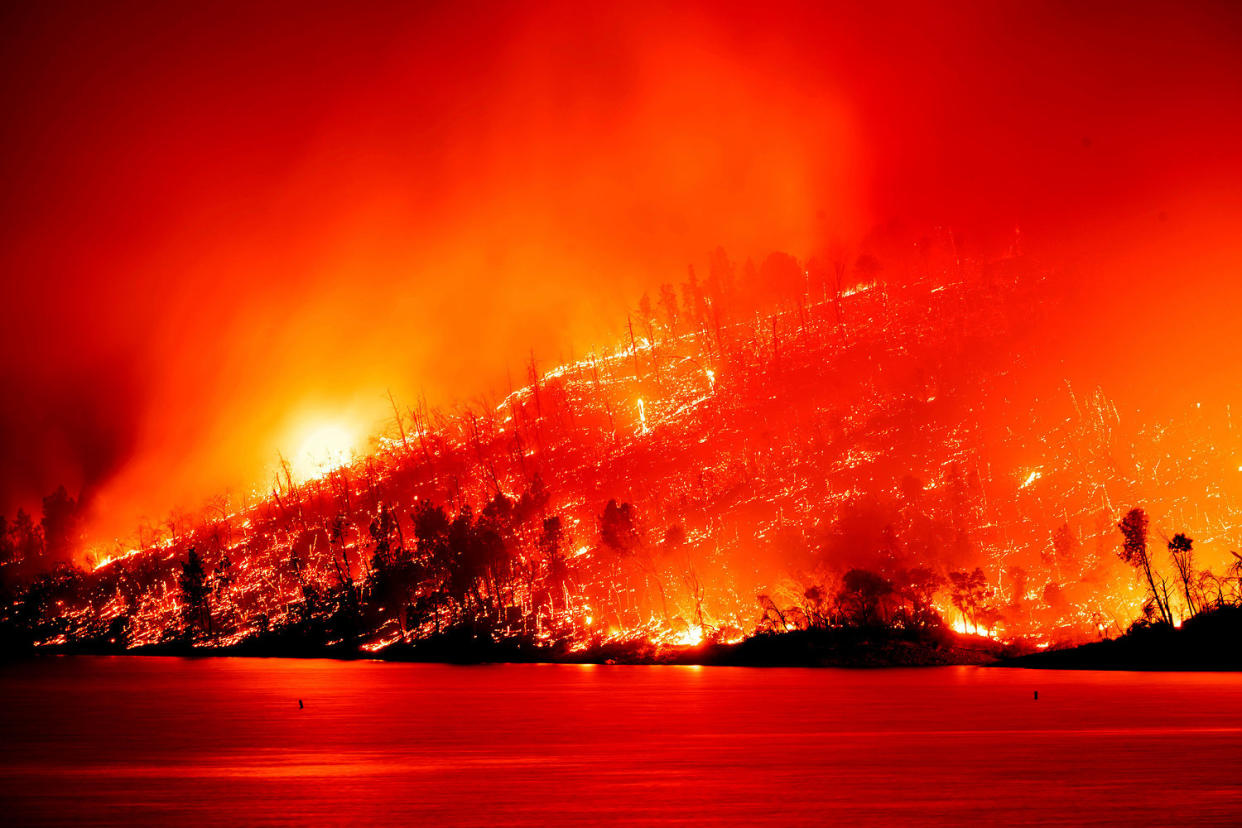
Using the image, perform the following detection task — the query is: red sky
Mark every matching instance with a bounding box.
[1,1,1240,550]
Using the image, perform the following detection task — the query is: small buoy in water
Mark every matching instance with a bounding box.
[1033,690,1038,700]
[298,699,304,709]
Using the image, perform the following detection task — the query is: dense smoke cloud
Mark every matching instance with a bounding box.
[0,1,1240,552]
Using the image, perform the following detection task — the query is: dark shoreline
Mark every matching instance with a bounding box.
[15,607,1242,670]
[14,625,1017,668]
[998,604,1242,672]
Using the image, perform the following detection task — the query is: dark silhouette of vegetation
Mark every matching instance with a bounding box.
[178,548,212,640]
[837,569,896,627]
[1116,508,1174,627]
[757,566,949,637]
[1005,604,1242,671]
[1167,533,1200,617]
[1010,507,1242,670]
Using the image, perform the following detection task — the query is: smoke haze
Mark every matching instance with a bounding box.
[1,1,1240,551]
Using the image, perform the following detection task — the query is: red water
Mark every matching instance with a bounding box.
[1,658,1240,825]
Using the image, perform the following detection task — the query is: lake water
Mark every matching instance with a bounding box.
[1,658,1240,825]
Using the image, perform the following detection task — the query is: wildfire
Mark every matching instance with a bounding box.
[15,239,1242,660]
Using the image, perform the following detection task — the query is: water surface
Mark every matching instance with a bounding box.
[2,657,1240,825]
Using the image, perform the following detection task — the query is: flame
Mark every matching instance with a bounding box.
[673,626,705,647]
[288,422,358,483]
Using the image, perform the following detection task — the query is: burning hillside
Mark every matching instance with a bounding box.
[6,234,1242,660]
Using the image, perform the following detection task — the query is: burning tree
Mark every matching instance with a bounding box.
[948,568,995,634]
[1116,508,1173,627]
